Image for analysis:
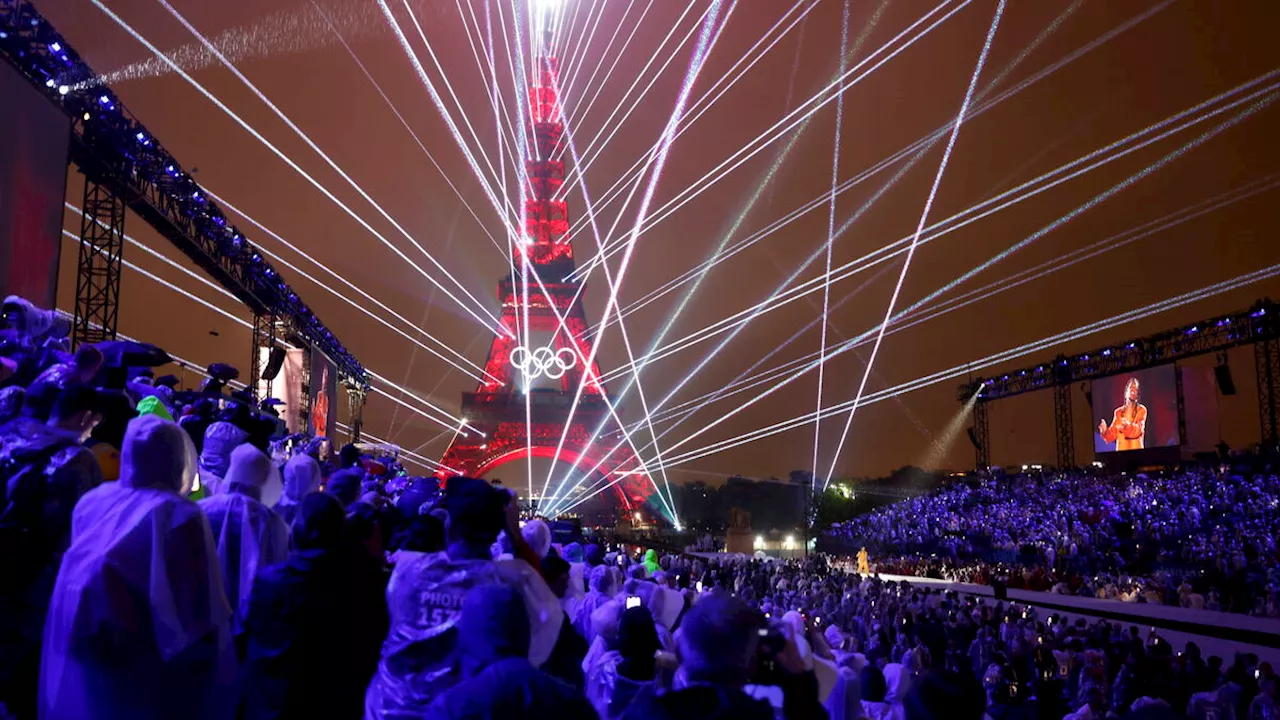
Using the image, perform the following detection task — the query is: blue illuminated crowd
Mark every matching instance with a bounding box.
[0,295,832,720]
[3,294,1279,720]
[824,469,1280,618]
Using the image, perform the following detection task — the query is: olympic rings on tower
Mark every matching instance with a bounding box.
[510,345,577,380]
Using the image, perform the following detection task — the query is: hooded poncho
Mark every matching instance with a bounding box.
[198,421,248,496]
[39,415,237,719]
[275,453,321,526]
[199,444,288,631]
[363,550,563,718]
[642,549,660,576]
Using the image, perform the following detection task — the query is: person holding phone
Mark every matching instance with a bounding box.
[619,593,827,720]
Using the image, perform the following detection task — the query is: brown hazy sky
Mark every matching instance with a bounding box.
[38,0,1280,485]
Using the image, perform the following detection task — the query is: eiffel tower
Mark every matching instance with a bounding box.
[436,51,655,518]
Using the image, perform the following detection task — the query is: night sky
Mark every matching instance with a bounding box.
[39,0,1280,487]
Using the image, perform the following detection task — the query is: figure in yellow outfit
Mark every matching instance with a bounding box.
[857,547,870,575]
[1098,376,1147,451]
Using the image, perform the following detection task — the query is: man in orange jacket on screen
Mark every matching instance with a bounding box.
[1098,376,1147,450]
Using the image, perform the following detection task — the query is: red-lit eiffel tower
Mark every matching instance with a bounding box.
[436,51,653,516]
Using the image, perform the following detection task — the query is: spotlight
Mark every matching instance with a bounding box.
[57,85,69,95]
[82,112,89,121]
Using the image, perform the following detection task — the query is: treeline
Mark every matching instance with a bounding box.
[667,466,947,533]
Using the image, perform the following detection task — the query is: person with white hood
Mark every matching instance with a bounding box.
[274,453,320,527]
[200,443,289,634]
[573,565,619,642]
[199,420,249,496]
[39,414,237,720]
[522,518,553,559]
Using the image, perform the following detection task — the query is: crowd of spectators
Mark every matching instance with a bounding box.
[4,293,1278,720]
[823,469,1280,618]
[0,295,832,720]
[700,554,1279,720]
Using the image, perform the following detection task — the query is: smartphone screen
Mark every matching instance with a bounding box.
[696,581,703,592]
[626,595,642,609]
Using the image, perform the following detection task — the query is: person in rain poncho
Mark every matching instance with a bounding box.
[426,584,596,720]
[274,453,321,527]
[824,664,863,720]
[364,477,562,718]
[0,385,105,718]
[857,665,901,720]
[539,554,589,689]
[642,549,660,577]
[522,518,552,559]
[200,443,289,634]
[586,605,663,720]
[561,542,588,613]
[39,415,236,720]
[199,420,249,496]
[573,565,620,643]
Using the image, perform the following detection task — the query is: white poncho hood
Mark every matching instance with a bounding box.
[40,415,236,719]
[199,443,289,629]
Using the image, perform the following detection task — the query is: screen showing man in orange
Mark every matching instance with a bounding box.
[1097,376,1146,451]
[311,364,329,437]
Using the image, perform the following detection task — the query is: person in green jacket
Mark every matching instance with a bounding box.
[642,549,660,577]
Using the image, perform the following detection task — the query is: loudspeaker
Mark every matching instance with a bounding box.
[262,347,286,382]
[967,427,982,450]
[1214,364,1236,396]
[992,579,1008,601]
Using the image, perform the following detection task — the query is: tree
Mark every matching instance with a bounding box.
[811,486,858,529]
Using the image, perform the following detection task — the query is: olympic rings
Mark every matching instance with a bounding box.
[510,345,577,380]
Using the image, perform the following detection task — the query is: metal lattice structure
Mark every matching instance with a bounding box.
[1053,380,1074,469]
[972,400,990,469]
[72,179,125,346]
[962,299,1279,467]
[437,52,652,514]
[0,0,367,390]
[346,382,366,444]
[1257,337,1280,450]
[298,347,312,432]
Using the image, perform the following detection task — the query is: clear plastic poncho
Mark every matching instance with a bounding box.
[274,453,321,526]
[39,415,237,720]
[363,550,563,718]
[199,444,288,631]
[198,421,249,496]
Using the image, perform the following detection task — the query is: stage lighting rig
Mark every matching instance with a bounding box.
[0,0,367,388]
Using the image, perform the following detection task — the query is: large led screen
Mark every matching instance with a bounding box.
[1091,365,1180,453]
[309,348,338,439]
[0,61,70,308]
